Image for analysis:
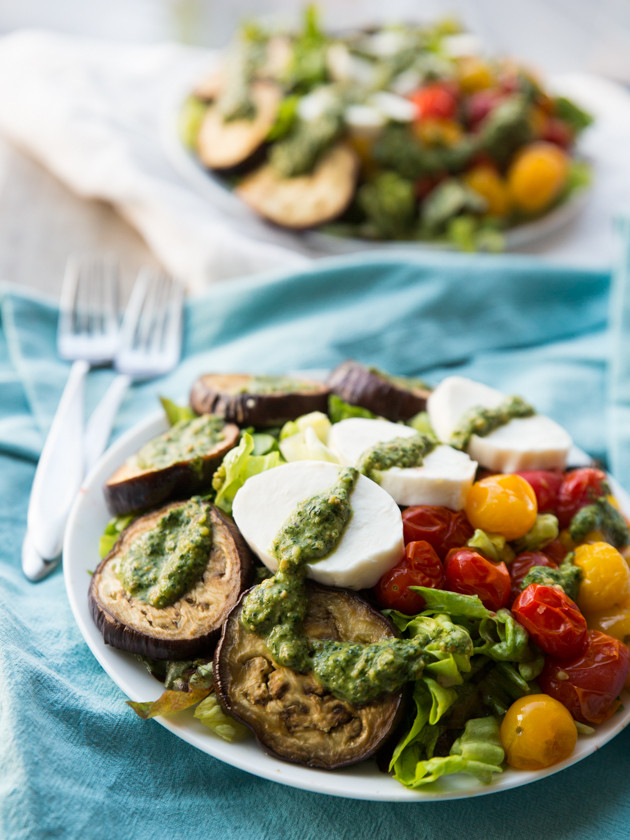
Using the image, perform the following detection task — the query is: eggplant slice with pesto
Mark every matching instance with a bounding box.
[104,414,239,516]
[196,81,281,172]
[89,499,253,659]
[235,143,359,230]
[328,360,432,422]
[189,373,329,427]
[214,584,403,770]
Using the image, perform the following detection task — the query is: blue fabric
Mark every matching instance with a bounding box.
[1,249,629,840]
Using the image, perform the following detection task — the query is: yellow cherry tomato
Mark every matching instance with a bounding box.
[507,142,570,213]
[413,117,462,147]
[574,542,630,613]
[500,694,577,770]
[465,474,537,541]
[463,165,511,217]
[457,57,494,93]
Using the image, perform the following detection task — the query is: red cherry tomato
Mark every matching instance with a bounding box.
[556,468,608,527]
[444,548,511,610]
[465,89,504,129]
[539,630,630,724]
[515,470,564,514]
[402,506,474,559]
[374,540,444,614]
[542,117,574,149]
[509,550,558,602]
[410,83,458,121]
[541,538,568,565]
[511,584,587,659]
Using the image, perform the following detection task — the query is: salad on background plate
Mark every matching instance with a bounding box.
[177,7,593,252]
[65,362,630,799]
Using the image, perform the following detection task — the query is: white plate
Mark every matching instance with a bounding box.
[64,410,630,801]
[160,75,590,257]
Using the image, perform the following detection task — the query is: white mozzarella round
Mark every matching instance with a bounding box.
[468,415,572,472]
[427,375,572,472]
[328,418,418,465]
[328,418,477,510]
[232,461,403,590]
[427,376,504,442]
[379,445,477,509]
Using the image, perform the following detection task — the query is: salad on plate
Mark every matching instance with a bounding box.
[87,362,630,793]
[179,7,593,251]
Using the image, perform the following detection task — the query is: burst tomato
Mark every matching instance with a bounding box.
[401,506,473,558]
[374,540,444,614]
[444,547,511,610]
[515,470,564,514]
[511,584,588,658]
[509,550,558,602]
[556,468,608,527]
[410,83,458,121]
[539,630,630,724]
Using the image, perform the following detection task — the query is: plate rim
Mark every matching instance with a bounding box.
[63,409,630,802]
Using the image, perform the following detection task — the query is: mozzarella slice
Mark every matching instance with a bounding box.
[427,376,572,472]
[328,418,477,509]
[232,461,403,589]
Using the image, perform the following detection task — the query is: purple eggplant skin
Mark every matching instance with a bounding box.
[189,374,330,427]
[89,502,253,660]
[213,583,404,770]
[103,423,240,516]
[327,360,432,422]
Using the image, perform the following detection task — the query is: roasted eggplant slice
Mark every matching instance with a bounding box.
[235,143,358,229]
[196,81,281,172]
[189,373,329,427]
[89,501,253,659]
[104,415,239,516]
[214,584,403,769]
[328,360,432,422]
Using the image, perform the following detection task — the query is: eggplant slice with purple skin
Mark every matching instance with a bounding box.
[214,584,404,770]
[89,501,253,659]
[235,143,359,230]
[189,373,329,427]
[196,81,281,172]
[328,360,432,422]
[104,416,240,516]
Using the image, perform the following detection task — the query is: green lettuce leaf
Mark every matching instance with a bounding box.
[212,432,284,514]
[99,514,135,558]
[328,395,378,423]
[127,687,211,719]
[194,694,250,741]
[159,396,197,426]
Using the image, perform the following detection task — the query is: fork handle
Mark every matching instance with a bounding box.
[84,373,132,474]
[25,359,88,563]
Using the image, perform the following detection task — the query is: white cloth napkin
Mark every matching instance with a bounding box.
[0,29,629,291]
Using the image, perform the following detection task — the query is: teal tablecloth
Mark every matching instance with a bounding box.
[2,250,630,840]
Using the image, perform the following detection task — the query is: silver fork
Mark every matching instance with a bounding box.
[22,256,120,579]
[82,268,184,475]
[23,264,184,582]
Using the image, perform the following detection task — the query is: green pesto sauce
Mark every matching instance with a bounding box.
[450,396,535,451]
[270,110,343,178]
[234,375,315,396]
[116,499,212,608]
[135,415,226,471]
[569,497,629,549]
[240,465,460,705]
[357,434,436,482]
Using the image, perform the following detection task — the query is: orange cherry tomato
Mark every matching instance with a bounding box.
[465,474,538,541]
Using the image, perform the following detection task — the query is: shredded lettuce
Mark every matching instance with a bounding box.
[212,432,284,514]
[328,395,378,423]
[194,694,250,741]
[99,514,135,558]
[159,396,197,426]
